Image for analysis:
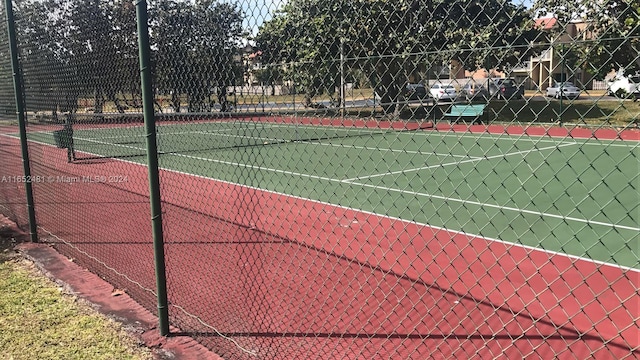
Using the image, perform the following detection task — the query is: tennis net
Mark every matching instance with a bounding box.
[63,116,432,160]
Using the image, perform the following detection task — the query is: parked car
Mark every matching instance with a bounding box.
[488,78,524,100]
[429,83,458,102]
[546,81,581,99]
[461,83,489,101]
[404,83,429,101]
[607,74,640,98]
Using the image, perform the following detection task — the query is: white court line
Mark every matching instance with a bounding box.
[158,129,232,135]
[343,143,576,182]
[261,122,637,147]
[4,133,638,272]
[72,137,637,233]
[294,140,475,159]
[77,128,236,140]
[24,122,638,149]
[74,136,145,151]
[37,135,640,232]
[8,133,639,233]
[346,178,640,232]
[76,131,293,149]
[68,136,344,181]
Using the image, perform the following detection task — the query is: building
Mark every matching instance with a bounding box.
[456,17,599,91]
[524,17,597,90]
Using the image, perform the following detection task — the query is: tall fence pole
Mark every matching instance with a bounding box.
[134,0,169,336]
[4,0,37,242]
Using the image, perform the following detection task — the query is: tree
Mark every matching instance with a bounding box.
[534,0,640,78]
[103,0,140,112]
[151,0,244,113]
[13,0,139,117]
[68,0,123,114]
[255,0,542,115]
[14,0,76,117]
[254,1,353,108]
[254,66,283,96]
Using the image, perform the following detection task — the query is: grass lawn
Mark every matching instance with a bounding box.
[32,87,638,128]
[233,89,638,127]
[0,229,153,360]
[485,98,640,125]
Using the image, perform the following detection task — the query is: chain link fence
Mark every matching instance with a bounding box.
[0,0,638,358]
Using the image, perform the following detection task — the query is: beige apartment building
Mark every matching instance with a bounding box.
[457,17,600,91]
[526,17,597,90]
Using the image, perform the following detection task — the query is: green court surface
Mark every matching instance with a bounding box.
[26,120,640,268]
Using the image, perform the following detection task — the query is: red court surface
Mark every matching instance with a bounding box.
[0,123,638,359]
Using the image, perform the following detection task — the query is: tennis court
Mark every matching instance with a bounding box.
[29,117,639,267]
[12,116,640,358]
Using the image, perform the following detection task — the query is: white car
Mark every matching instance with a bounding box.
[546,82,581,99]
[429,83,458,102]
[607,74,640,97]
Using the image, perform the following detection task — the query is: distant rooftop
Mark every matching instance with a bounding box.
[535,17,557,30]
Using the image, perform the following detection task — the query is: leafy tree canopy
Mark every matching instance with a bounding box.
[13,0,245,115]
[151,0,245,112]
[534,0,640,78]
[255,0,543,114]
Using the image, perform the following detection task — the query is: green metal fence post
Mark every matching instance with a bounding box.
[134,0,170,336]
[559,43,564,125]
[5,0,37,242]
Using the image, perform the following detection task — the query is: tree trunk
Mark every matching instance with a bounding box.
[171,91,181,113]
[94,88,104,114]
[218,87,230,112]
[374,59,405,117]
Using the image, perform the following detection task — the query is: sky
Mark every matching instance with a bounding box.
[228,0,285,36]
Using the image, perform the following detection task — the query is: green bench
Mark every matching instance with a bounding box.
[444,104,486,124]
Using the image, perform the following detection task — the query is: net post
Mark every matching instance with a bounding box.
[134,0,170,337]
[64,113,75,163]
[4,0,38,242]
